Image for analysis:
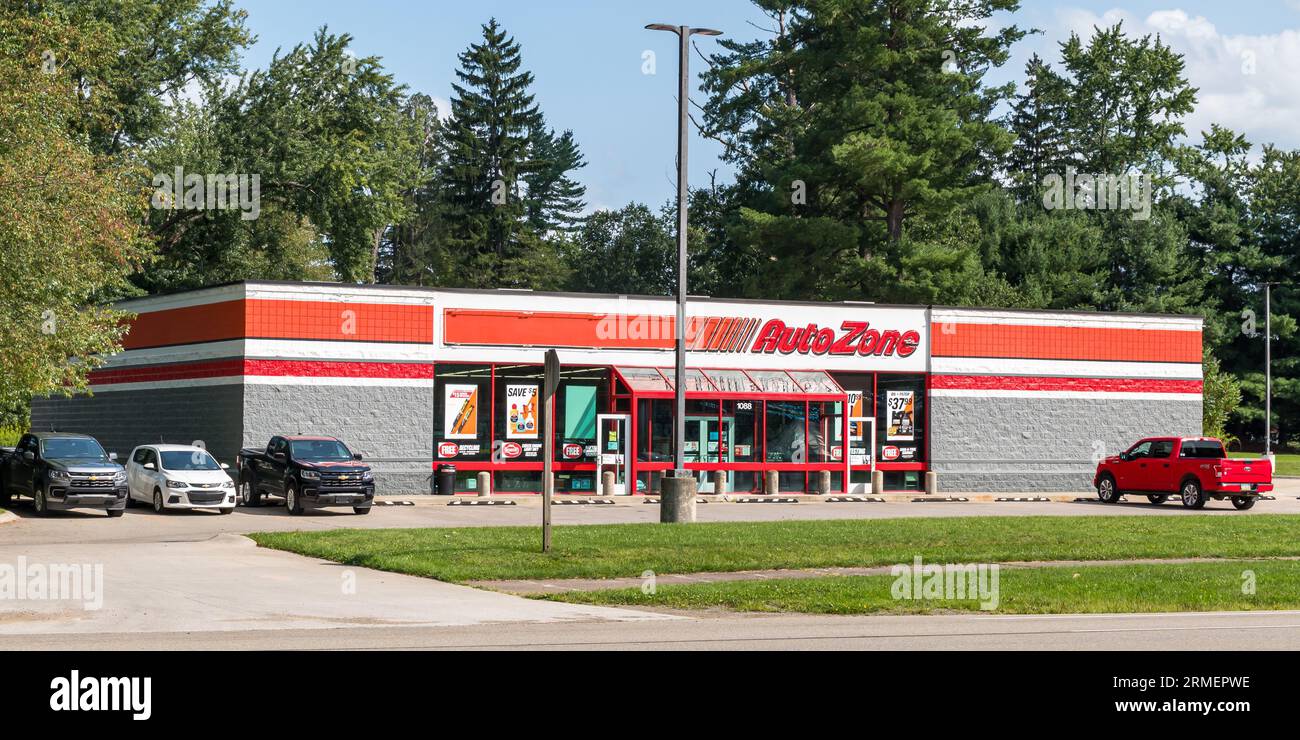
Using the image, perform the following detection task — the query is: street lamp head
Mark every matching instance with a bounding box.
[691,28,723,37]
[645,23,680,33]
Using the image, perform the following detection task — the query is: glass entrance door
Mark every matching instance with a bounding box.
[847,415,875,494]
[685,415,733,492]
[596,414,629,495]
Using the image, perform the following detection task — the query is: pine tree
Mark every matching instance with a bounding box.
[524,118,587,235]
[439,18,545,287]
[1007,54,1070,201]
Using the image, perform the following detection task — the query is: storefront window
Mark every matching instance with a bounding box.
[636,398,674,463]
[876,374,925,463]
[434,364,492,462]
[724,400,759,462]
[809,401,844,463]
[494,364,545,462]
[765,400,806,462]
[553,367,609,463]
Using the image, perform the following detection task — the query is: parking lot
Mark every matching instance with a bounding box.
[2,479,1297,546]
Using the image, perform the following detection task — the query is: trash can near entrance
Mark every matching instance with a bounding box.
[436,464,457,496]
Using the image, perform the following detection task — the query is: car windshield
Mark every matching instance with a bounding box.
[290,439,353,462]
[41,437,107,460]
[1181,440,1227,458]
[160,450,222,471]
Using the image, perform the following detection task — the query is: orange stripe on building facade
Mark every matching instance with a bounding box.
[122,299,434,349]
[931,323,1202,363]
[444,309,685,349]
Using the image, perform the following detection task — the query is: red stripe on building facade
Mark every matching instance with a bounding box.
[90,359,435,385]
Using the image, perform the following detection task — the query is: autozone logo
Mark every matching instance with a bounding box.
[750,319,920,357]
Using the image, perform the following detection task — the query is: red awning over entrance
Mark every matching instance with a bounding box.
[612,366,845,400]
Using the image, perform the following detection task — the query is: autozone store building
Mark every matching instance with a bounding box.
[31,281,1205,494]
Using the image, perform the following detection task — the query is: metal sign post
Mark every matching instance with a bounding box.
[542,349,560,552]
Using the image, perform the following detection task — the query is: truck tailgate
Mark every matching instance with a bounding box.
[1217,459,1273,485]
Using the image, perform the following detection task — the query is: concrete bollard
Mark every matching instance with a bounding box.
[660,471,697,523]
[816,470,832,495]
[925,471,938,496]
[711,470,726,495]
[602,470,617,497]
[476,471,491,498]
[764,470,779,495]
[871,470,884,496]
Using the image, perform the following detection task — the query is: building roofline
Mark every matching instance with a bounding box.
[111,279,1204,322]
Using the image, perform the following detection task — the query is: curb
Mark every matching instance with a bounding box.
[378,492,1093,506]
[0,510,17,526]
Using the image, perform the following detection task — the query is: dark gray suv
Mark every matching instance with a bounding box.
[0,432,129,517]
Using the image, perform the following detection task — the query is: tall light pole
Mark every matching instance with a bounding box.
[645,23,721,483]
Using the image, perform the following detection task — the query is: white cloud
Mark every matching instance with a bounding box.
[1047,7,1300,151]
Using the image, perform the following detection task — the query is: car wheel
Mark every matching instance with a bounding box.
[33,485,48,516]
[286,483,303,515]
[352,506,371,515]
[240,478,262,507]
[1147,494,1169,505]
[218,506,235,515]
[106,508,124,518]
[1232,496,1256,511]
[153,488,166,514]
[1180,479,1206,509]
[1096,474,1119,503]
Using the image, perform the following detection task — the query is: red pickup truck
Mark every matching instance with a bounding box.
[1094,437,1273,510]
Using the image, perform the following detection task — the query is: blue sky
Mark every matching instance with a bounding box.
[233,1,1300,211]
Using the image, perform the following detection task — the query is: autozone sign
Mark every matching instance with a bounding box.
[749,319,920,358]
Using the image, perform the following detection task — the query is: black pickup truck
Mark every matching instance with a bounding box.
[0,432,128,517]
[236,435,374,515]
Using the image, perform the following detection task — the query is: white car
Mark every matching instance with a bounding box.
[126,444,237,514]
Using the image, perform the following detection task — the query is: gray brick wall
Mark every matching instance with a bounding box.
[242,383,434,494]
[30,384,246,466]
[930,395,1202,492]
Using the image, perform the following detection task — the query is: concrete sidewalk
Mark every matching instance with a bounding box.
[0,534,672,636]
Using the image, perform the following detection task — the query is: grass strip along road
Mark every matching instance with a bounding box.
[541,560,1300,615]
[251,515,1300,583]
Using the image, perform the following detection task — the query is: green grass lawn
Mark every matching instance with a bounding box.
[1230,452,1300,476]
[250,515,1300,583]
[542,560,1300,615]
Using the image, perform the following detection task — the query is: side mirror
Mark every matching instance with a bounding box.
[273,452,286,461]
[109,452,118,461]
[352,453,363,461]
[220,462,230,470]
[23,451,35,462]
[143,462,155,471]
